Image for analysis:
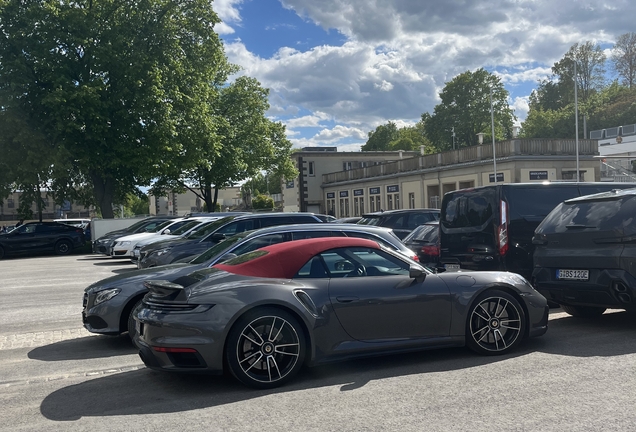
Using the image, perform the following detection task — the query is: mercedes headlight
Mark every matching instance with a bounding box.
[119,241,131,246]
[94,288,121,305]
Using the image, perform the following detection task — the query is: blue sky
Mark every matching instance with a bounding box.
[213,0,632,151]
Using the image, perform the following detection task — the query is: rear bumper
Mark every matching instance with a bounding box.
[532,267,636,308]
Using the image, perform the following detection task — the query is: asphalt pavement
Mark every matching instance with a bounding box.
[1,253,635,431]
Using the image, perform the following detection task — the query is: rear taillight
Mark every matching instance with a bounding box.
[420,245,439,256]
[498,200,509,256]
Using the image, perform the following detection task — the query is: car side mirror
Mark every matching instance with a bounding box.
[409,265,426,281]
[210,233,226,242]
[162,229,171,235]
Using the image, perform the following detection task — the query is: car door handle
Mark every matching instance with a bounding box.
[336,296,359,303]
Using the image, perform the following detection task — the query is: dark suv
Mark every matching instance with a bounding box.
[138,212,324,268]
[532,188,636,317]
[357,209,440,239]
[439,182,636,280]
[0,222,85,259]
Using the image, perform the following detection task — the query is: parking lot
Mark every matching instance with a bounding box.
[1,253,636,431]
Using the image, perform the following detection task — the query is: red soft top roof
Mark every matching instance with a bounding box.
[213,237,380,279]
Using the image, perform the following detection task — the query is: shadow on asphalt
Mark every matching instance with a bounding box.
[91,260,135,267]
[28,335,137,362]
[39,310,636,421]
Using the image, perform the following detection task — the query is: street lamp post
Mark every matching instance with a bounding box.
[574,61,580,183]
[490,87,497,184]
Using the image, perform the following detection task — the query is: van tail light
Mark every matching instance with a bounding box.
[498,200,509,256]
[420,245,439,256]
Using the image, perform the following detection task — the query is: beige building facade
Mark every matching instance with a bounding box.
[283,139,607,218]
[150,187,243,216]
[283,147,419,214]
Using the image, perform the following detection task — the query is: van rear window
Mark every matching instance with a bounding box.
[537,197,636,234]
[442,189,495,228]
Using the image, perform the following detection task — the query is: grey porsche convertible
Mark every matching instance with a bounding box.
[135,237,548,389]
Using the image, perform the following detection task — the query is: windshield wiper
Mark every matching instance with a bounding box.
[565,224,596,229]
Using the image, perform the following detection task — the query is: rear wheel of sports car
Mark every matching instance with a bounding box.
[561,304,606,318]
[54,240,72,255]
[467,290,525,355]
[226,307,306,389]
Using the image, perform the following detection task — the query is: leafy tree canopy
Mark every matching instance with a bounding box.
[0,0,229,218]
[423,68,515,151]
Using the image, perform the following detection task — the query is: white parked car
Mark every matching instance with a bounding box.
[110,217,217,258]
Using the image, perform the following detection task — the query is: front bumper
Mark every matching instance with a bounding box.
[82,290,130,335]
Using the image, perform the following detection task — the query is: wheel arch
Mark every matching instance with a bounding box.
[466,284,531,339]
[118,292,146,334]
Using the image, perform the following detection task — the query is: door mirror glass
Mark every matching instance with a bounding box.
[409,264,426,280]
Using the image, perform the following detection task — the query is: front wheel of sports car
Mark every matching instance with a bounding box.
[466,290,526,356]
[226,307,306,389]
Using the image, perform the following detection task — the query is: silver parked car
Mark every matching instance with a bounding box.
[82,224,416,340]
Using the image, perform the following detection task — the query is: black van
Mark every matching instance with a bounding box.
[439,182,636,280]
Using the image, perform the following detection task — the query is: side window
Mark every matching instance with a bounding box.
[407,213,434,229]
[385,214,407,229]
[289,215,319,223]
[342,231,396,251]
[216,220,256,236]
[231,234,287,256]
[259,216,293,228]
[291,231,345,240]
[538,197,636,234]
[442,191,494,229]
[295,256,328,278]
[35,224,55,234]
[23,225,36,234]
[319,247,410,278]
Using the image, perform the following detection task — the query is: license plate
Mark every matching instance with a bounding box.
[445,264,461,271]
[556,269,589,280]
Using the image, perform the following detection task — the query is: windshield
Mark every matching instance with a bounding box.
[170,220,201,235]
[184,217,233,239]
[403,224,438,243]
[126,219,156,232]
[190,234,246,264]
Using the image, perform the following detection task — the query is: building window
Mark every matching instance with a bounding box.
[387,195,393,210]
[375,196,381,212]
[343,162,352,171]
[394,194,400,210]
[353,197,365,216]
[409,193,415,209]
[7,199,14,209]
[327,199,336,216]
[308,161,315,176]
[339,198,350,217]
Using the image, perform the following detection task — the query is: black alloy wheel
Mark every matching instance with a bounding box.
[54,240,72,255]
[561,304,606,318]
[467,289,525,355]
[226,307,306,389]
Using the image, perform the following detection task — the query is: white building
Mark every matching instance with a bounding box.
[150,187,243,216]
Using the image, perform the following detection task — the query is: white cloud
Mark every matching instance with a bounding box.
[225,0,632,149]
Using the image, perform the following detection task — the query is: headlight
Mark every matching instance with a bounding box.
[118,241,131,246]
[97,238,110,244]
[94,288,121,305]
[155,247,172,256]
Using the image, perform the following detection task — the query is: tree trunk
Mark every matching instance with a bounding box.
[213,187,219,212]
[204,183,214,212]
[90,172,116,218]
[36,182,43,222]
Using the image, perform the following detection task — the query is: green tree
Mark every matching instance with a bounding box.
[252,194,274,210]
[0,0,228,218]
[361,121,399,151]
[423,69,515,150]
[152,76,297,212]
[612,32,636,88]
